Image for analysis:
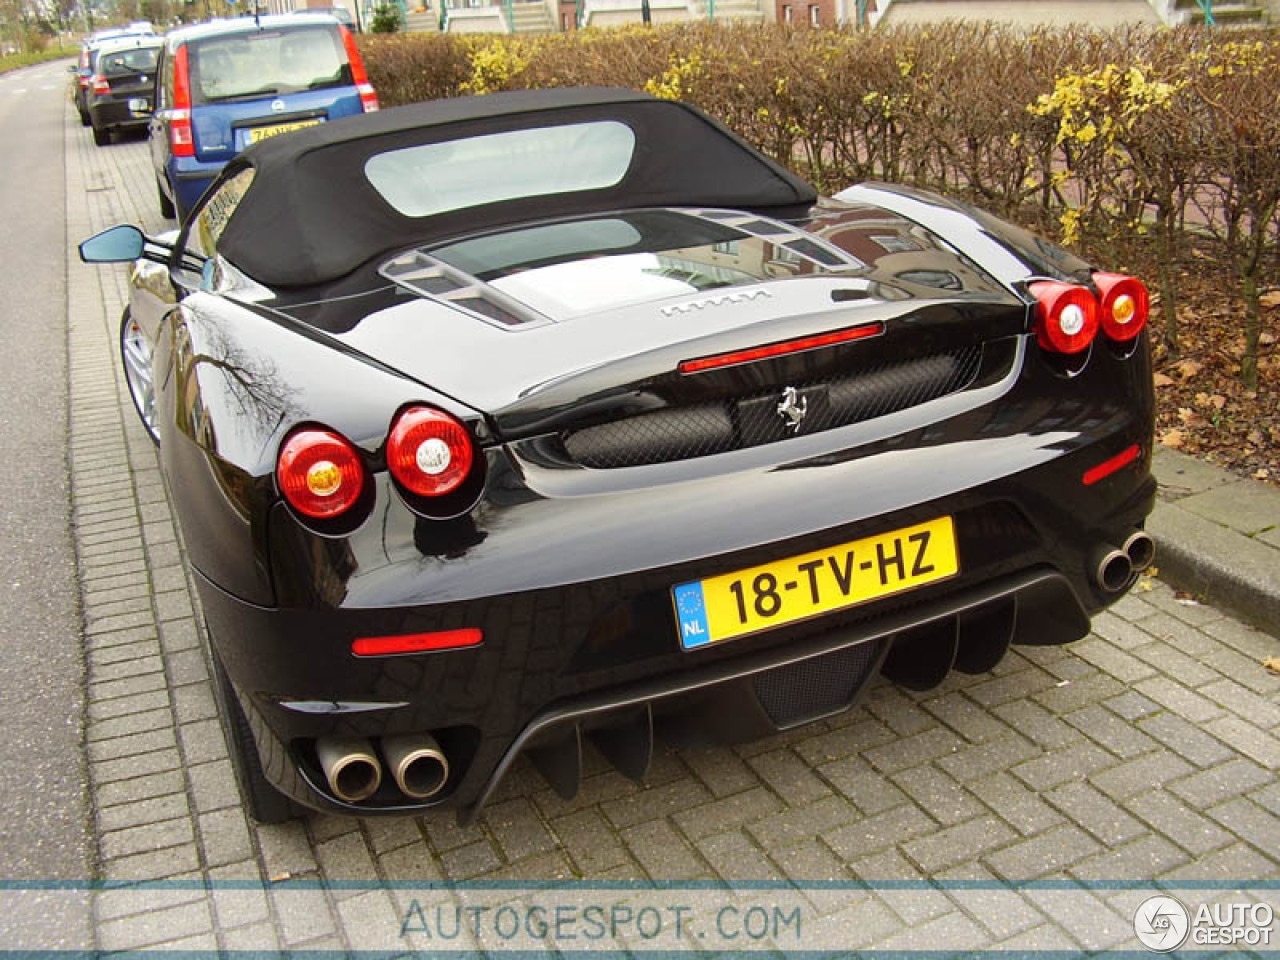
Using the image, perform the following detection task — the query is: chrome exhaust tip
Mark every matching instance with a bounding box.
[1122,530,1155,572]
[316,736,383,803]
[382,734,450,800]
[1092,545,1133,593]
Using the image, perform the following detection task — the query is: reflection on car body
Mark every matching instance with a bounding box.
[80,88,1156,825]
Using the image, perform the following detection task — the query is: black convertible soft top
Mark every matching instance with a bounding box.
[216,87,818,288]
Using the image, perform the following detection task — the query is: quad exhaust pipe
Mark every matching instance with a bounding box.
[316,737,383,803]
[1091,529,1155,593]
[382,733,450,800]
[1122,530,1155,572]
[315,733,450,804]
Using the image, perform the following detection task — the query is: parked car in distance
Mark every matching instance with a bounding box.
[146,13,378,222]
[85,36,164,146]
[80,88,1156,827]
[72,22,158,126]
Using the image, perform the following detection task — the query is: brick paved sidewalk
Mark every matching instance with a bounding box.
[63,105,1280,953]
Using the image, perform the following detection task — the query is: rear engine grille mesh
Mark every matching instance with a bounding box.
[563,346,983,469]
[753,637,887,728]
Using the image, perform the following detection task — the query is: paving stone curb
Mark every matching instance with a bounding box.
[1150,448,1280,639]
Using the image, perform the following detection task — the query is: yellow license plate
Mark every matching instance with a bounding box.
[247,119,321,144]
[672,516,958,649]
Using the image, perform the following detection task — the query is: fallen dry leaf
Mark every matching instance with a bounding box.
[1153,372,1175,388]
[1160,429,1185,449]
[1193,393,1227,411]
[1264,657,1280,676]
[1178,408,1209,427]
[1255,469,1271,480]
[1259,290,1280,308]
[269,872,293,883]
[1174,359,1203,379]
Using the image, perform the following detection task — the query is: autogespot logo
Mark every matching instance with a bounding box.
[1134,895,1190,952]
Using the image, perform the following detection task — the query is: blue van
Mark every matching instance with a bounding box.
[148,14,378,221]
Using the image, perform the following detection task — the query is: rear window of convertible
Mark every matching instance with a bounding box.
[363,121,636,218]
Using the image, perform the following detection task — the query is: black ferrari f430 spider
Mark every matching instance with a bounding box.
[81,87,1156,824]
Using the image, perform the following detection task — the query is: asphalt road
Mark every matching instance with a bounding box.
[0,58,93,940]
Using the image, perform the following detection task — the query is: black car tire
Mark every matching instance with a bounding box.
[157,178,176,220]
[208,632,305,825]
[91,122,109,147]
[78,107,90,127]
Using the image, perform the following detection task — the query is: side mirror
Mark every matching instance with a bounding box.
[128,97,153,117]
[67,64,78,73]
[79,224,147,263]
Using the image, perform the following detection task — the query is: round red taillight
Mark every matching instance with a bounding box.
[387,406,474,498]
[1029,281,1099,355]
[277,429,366,519]
[1093,272,1149,343]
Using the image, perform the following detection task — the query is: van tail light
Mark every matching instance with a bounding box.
[1093,273,1149,342]
[277,428,366,519]
[92,75,111,95]
[1029,281,1099,355]
[170,44,195,157]
[386,407,474,498]
[339,26,379,113]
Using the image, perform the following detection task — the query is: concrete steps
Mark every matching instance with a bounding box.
[687,0,766,22]
[402,7,441,30]
[508,0,556,31]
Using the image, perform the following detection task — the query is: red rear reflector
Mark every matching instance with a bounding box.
[352,629,483,657]
[1093,272,1150,343]
[678,323,886,375]
[1083,444,1141,486]
[1030,281,1099,355]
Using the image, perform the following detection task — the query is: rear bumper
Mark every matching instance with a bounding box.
[194,328,1157,821]
[90,100,149,132]
[202,456,1155,821]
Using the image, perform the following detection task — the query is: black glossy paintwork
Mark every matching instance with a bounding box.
[135,184,1156,818]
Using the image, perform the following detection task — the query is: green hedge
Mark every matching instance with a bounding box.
[357,23,1280,384]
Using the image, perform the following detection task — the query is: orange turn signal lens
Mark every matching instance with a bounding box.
[1093,272,1150,343]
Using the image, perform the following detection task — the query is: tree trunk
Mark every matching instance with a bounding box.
[1241,272,1261,392]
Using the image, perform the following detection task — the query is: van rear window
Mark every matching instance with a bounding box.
[189,26,350,105]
